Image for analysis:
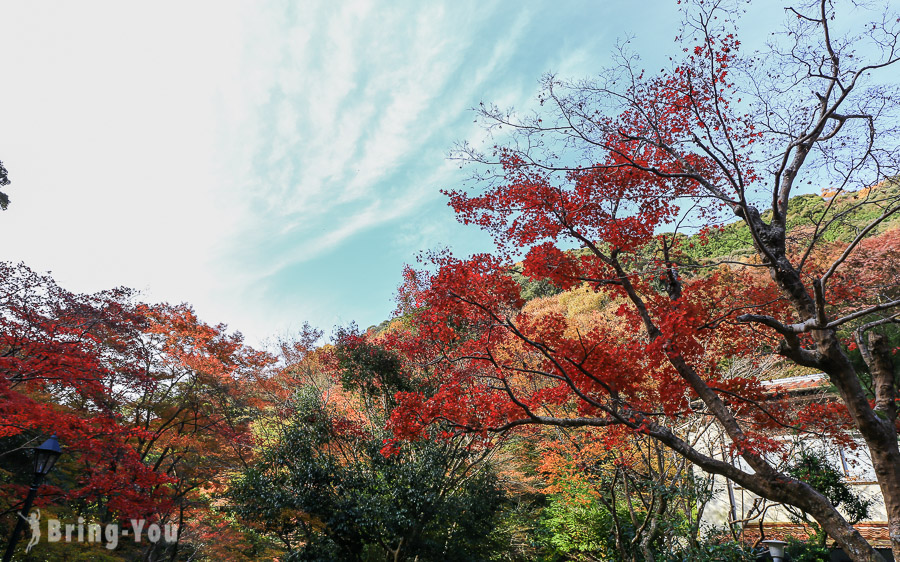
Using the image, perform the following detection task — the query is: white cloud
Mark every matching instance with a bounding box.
[222,2,522,272]
[0,0,582,344]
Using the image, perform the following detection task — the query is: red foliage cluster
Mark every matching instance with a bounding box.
[0,262,273,522]
[383,20,900,484]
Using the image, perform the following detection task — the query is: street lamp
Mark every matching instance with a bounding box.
[761,538,788,562]
[3,434,62,562]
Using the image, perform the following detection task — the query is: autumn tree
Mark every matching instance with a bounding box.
[536,426,717,561]
[386,1,900,560]
[0,263,172,526]
[124,303,273,561]
[0,263,272,560]
[226,328,506,562]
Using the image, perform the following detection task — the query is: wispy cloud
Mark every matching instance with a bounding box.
[1,0,667,343]
[220,1,532,280]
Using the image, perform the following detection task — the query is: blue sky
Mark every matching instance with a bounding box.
[0,0,691,346]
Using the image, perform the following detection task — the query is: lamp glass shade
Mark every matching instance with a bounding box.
[760,539,788,559]
[33,434,62,476]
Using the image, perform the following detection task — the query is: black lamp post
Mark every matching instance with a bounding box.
[3,434,62,562]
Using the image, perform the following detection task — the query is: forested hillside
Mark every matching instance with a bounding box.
[678,179,900,263]
[4,184,895,560]
[511,179,900,305]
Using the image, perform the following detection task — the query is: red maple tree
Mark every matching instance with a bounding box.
[0,262,172,520]
[387,1,900,560]
[0,263,272,559]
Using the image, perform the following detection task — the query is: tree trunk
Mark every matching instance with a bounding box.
[642,420,886,561]
[814,337,900,562]
[640,496,666,562]
[744,224,897,562]
[862,333,900,562]
[879,464,900,562]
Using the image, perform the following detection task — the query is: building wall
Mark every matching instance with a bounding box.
[699,436,890,548]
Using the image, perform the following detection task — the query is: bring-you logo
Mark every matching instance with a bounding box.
[21,509,178,552]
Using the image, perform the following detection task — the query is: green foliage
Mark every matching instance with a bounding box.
[668,530,756,562]
[787,450,872,526]
[483,494,549,561]
[534,491,760,562]
[680,180,900,264]
[785,535,832,562]
[537,490,621,560]
[227,390,505,561]
[333,325,416,403]
[678,222,754,263]
[511,270,563,302]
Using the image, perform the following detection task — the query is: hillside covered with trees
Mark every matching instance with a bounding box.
[2,188,897,561]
